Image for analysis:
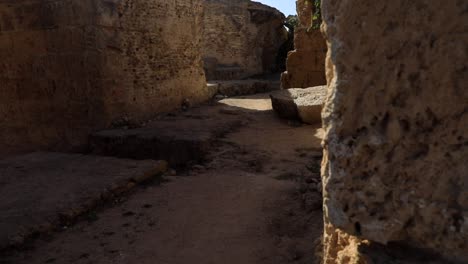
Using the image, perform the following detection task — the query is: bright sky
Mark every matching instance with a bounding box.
[256,0,297,16]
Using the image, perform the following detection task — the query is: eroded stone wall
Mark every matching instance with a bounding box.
[321,0,468,263]
[202,0,287,80]
[281,0,327,88]
[0,0,208,156]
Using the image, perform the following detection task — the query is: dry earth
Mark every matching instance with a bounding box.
[2,94,324,264]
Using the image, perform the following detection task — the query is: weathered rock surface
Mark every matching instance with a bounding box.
[0,152,167,250]
[270,86,327,124]
[202,0,287,80]
[0,0,209,157]
[281,0,327,88]
[321,0,468,263]
[90,105,244,166]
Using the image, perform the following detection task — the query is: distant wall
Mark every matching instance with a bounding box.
[202,0,287,81]
[321,0,468,263]
[0,0,208,156]
[281,0,326,88]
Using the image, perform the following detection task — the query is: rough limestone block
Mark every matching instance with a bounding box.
[321,0,468,263]
[296,89,327,125]
[270,90,300,120]
[270,86,327,124]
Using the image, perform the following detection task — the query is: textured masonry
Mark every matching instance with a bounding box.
[321,0,468,262]
[202,0,287,80]
[0,0,209,156]
[281,0,327,88]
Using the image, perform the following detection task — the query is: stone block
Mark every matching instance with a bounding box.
[270,86,327,124]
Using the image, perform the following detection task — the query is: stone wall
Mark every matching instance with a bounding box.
[321,0,468,263]
[0,0,208,157]
[202,0,287,80]
[281,0,327,88]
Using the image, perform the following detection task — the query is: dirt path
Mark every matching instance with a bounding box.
[3,94,324,264]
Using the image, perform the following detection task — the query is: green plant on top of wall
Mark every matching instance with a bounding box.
[312,0,322,29]
[305,0,322,31]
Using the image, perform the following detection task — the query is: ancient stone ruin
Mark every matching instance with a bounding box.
[0,0,466,263]
[203,0,287,80]
[270,0,329,126]
[281,0,327,88]
[0,0,209,157]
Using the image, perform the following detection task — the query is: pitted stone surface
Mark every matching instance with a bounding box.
[321,0,468,263]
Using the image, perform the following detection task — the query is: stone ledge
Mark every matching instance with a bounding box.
[208,79,281,97]
[0,152,167,251]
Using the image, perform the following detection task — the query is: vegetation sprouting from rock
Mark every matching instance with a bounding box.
[312,0,321,29]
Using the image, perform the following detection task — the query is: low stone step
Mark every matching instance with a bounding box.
[0,152,167,250]
[90,108,243,166]
[209,79,280,97]
[211,66,246,80]
[270,86,327,124]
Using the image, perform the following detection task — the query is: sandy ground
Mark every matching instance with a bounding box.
[2,94,324,264]
[0,154,166,250]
